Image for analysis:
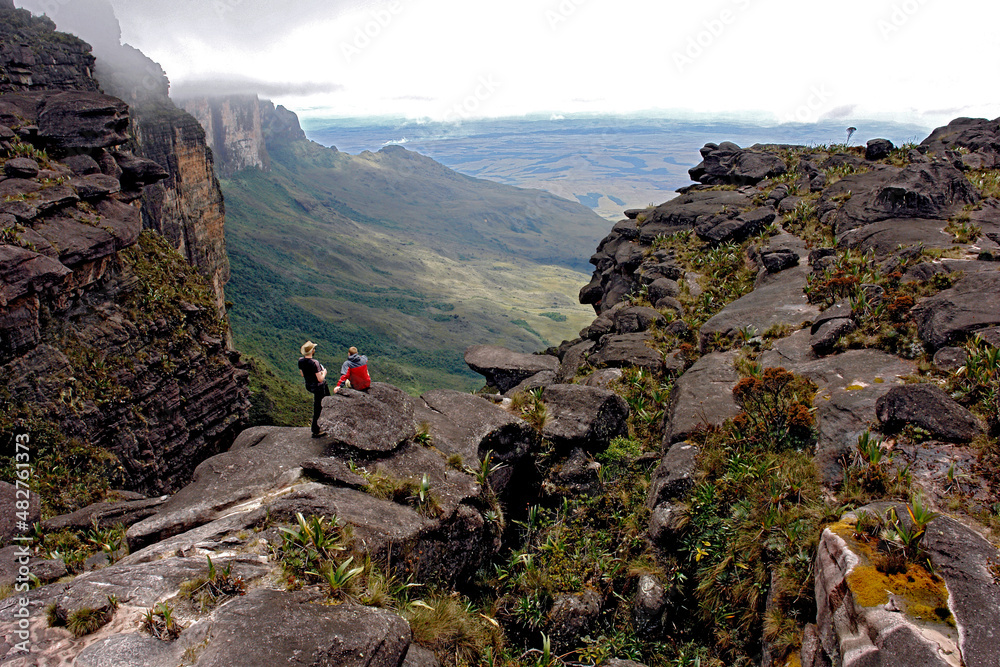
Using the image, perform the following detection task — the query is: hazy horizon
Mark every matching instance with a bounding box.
[13,0,1000,129]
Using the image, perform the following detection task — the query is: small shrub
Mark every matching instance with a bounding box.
[66,595,118,637]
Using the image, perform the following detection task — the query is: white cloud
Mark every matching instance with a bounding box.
[23,0,1000,124]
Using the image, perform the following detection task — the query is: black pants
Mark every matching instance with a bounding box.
[311,384,330,434]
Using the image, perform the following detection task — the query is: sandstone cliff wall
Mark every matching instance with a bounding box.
[0,5,250,496]
[179,95,270,178]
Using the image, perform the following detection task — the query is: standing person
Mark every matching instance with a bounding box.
[298,340,329,438]
[333,346,371,393]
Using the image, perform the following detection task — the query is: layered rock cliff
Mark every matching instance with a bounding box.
[21,0,232,315]
[179,95,270,177]
[0,5,249,499]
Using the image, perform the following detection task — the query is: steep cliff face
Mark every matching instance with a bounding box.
[179,95,270,177]
[0,5,250,499]
[23,0,232,315]
[129,101,230,315]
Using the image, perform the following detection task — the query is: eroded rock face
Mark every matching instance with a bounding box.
[814,505,1000,667]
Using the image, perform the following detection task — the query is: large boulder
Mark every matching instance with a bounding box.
[540,384,629,451]
[912,271,1000,350]
[875,384,982,442]
[636,189,752,244]
[920,116,1000,169]
[688,142,787,185]
[464,345,559,393]
[830,162,979,235]
[317,383,416,457]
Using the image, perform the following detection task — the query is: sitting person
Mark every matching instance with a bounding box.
[333,346,371,393]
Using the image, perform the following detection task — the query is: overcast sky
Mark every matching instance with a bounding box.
[16,0,1000,125]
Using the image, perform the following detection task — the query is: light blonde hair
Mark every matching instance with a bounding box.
[349,346,358,355]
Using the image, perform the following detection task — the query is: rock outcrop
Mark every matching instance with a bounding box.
[24,0,232,315]
[0,5,249,496]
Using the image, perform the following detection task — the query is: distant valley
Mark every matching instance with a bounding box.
[301,115,934,220]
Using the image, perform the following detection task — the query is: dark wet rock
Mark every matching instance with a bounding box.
[110,150,168,190]
[0,245,71,306]
[837,218,953,258]
[912,271,1000,350]
[547,589,602,652]
[636,190,752,244]
[541,384,629,452]
[70,173,121,199]
[318,383,416,457]
[830,162,979,235]
[464,344,560,392]
[191,590,411,667]
[932,346,967,372]
[663,351,740,445]
[876,383,982,442]
[60,153,101,175]
[647,442,698,509]
[759,248,799,273]
[696,205,776,245]
[3,157,39,178]
[648,503,687,547]
[865,138,895,161]
[647,277,680,303]
[588,332,664,373]
[920,116,1000,169]
[689,142,787,185]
